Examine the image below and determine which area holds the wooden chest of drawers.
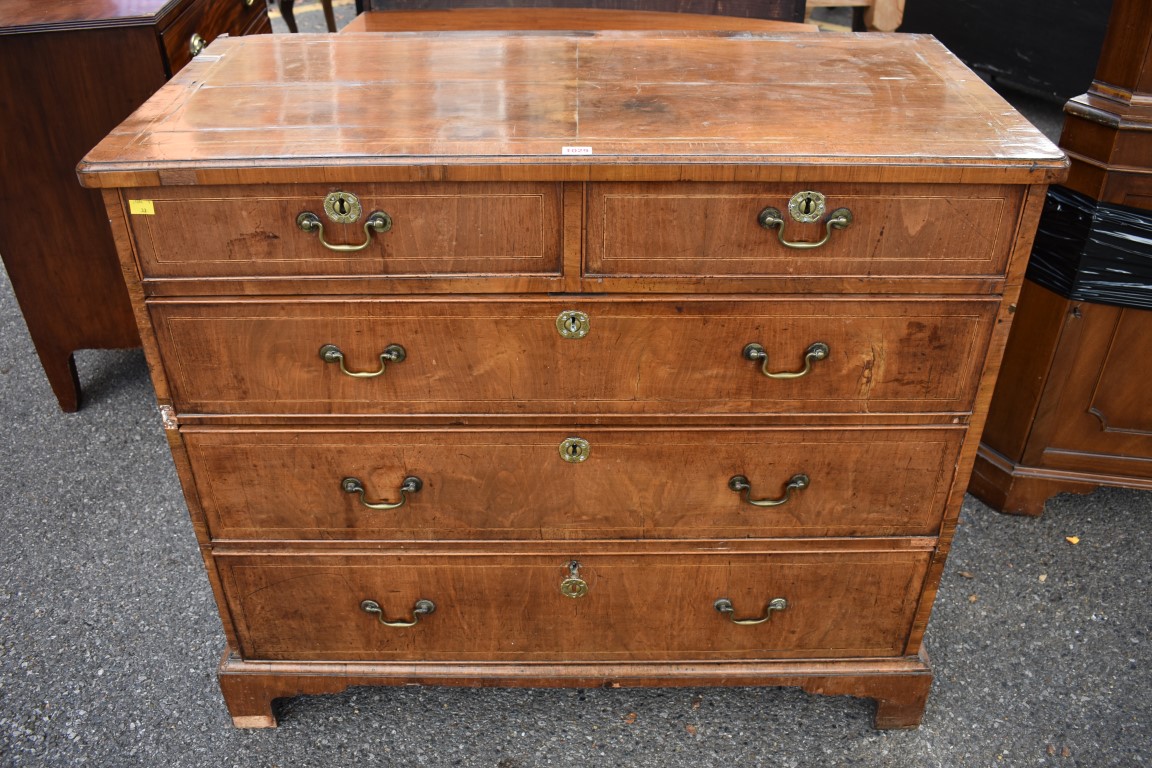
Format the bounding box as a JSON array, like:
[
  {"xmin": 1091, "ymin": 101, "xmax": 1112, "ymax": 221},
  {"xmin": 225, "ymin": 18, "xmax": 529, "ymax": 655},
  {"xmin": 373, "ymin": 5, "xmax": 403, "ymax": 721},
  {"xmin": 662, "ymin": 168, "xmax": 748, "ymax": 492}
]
[
  {"xmin": 79, "ymin": 32, "xmax": 1065, "ymax": 729},
  {"xmin": 0, "ymin": 0, "xmax": 269, "ymax": 412}
]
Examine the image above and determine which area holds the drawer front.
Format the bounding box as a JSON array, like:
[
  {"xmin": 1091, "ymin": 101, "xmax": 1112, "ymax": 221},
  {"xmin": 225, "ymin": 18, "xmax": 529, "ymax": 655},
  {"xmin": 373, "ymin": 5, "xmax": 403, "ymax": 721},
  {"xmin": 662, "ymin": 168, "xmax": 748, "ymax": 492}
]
[
  {"xmin": 150, "ymin": 297, "xmax": 997, "ymax": 415},
  {"xmin": 186, "ymin": 427, "xmax": 963, "ymax": 540},
  {"xmin": 127, "ymin": 183, "xmax": 563, "ymax": 279},
  {"xmin": 586, "ymin": 183, "xmax": 1022, "ymax": 279},
  {"xmin": 217, "ymin": 551, "xmax": 931, "ymax": 662},
  {"xmin": 162, "ymin": 0, "xmax": 266, "ymax": 74}
]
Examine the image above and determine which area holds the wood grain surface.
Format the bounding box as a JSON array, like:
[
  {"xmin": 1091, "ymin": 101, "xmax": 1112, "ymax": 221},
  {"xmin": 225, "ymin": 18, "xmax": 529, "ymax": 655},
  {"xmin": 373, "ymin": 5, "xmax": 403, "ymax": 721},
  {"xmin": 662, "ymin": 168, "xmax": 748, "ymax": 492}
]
[
  {"xmin": 78, "ymin": 33, "xmax": 1065, "ymax": 188},
  {"xmin": 184, "ymin": 425, "xmax": 964, "ymax": 540},
  {"xmin": 127, "ymin": 182, "xmax": 564, "ymax": 278},
  {"xmin": 87, "ymin": 30, "xmax": 1062, "ymax": 729},
  {"xmin": 215, "ymin": 549, "xmax": 931, "ymax": 661},
  {"xmin": 586, "ymin": 182, "xmax": 1023, "ymax": 278},
  {"xmin": 0, "ymin": 0, "xmax": 183, "ymax": 32},
  {"xmin": 147, "ymin": 296, "xmax": 997, "ymax": 416}
]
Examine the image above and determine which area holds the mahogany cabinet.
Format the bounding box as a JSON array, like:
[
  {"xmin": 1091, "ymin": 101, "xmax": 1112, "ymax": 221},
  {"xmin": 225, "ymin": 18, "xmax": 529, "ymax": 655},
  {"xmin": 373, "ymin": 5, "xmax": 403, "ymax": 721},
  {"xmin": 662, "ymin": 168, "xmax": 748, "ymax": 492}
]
[
  {"xmin": 0, "ymin": 0, "xmax": 269, "ymax": 412},
  {"xmin": 79, "ymin": 32, "xmax": 1064, "ymax": 728},
  {"xmin": 969, "ymin": 0, "xmax": 1152, "ymax": 516}
]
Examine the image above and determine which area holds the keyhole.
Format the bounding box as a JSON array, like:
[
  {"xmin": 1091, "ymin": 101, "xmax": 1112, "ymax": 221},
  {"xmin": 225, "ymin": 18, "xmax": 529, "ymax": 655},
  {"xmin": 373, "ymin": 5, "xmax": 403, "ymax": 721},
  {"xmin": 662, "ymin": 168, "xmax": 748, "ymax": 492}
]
[
  {"xmin": 787, "ymin": 190, "xmax": 826, "ymax": 223},
  {"xmin": 559, "ymin": 437, "xmax": 590, "ymax": 462},
  {"xmin": 556, "ymin": 310, "xmax": 589, "ymax": 339},
  {"xmin": 336, "ymin": 197, "xmax": 348, "ymax": 215}
]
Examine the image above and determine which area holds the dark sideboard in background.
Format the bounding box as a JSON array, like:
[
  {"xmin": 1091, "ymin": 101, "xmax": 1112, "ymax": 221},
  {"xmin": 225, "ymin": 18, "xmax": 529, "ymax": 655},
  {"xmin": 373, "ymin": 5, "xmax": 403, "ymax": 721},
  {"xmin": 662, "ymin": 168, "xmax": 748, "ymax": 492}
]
[
  {"xmin": 0, "ymin": 0, "xmax": 270, "ymax": 412},
  {"xmin": 970, "ymin": 0, "xmax": 1152, "ymax": 515}
]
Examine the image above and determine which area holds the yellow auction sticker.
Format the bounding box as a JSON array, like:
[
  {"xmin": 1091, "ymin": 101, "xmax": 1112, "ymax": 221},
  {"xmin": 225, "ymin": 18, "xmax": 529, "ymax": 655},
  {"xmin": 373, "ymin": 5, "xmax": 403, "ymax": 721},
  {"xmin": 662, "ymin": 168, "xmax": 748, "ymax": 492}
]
[{"xmin": 128, "ymin": 200, "xmax": 155, "ymax": 215}]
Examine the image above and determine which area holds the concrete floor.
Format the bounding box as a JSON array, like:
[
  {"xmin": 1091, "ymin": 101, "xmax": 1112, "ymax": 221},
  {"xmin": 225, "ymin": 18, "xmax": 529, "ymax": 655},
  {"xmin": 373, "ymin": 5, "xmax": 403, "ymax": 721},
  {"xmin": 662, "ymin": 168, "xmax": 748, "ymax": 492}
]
[{"xmin": 1, "ymin": 6, "xmax": 1147, "ymax": 767}]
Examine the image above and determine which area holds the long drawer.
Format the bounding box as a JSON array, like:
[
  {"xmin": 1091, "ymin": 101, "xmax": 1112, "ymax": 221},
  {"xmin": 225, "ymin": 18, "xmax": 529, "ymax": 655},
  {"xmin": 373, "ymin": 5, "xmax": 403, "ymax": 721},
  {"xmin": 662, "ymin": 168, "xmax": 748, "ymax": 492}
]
[
  {"xmin": 185, "ymin": 426, "xmax": 964, "ymax": 540},
  {"xmin": 215, "ymin": 550, "xmax": 932, "ymax": 662},
  {"xmin": 150, "ymin": 297, "xmax": 997, "ymax": 415}
]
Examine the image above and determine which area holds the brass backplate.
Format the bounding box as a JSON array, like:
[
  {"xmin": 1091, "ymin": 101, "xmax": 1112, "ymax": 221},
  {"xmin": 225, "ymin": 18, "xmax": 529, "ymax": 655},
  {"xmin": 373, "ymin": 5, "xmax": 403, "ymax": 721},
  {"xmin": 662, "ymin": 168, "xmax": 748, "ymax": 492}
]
[
  {"xmin": 560, "ymin": 577, "xmax": 589, "ymax": 598},
  {"xmin": 559, "ymin": 437, "xmax": 590, "ymax": 463},
  {"xmin": 323, "ymin": 191, "xmax": 363, "ymax": 224},
  {"xmin": 560, "ymin": 561, "xmax": 589, "ymax": 598},
  {"xmin": 555, "ymin": 310, "xmax": 590, "ymax": 339},
  {"xmin": 787, "ymin": 191, "xmax": 826, "ymax": 223}
]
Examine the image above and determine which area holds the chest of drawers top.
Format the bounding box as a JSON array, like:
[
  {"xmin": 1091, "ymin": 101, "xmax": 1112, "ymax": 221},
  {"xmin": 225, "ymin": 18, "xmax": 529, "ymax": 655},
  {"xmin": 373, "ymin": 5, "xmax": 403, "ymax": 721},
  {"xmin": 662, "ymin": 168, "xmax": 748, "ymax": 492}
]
[{"xmin": 79, "ymin": 31, "xmax": 1064, "ymax": 188}]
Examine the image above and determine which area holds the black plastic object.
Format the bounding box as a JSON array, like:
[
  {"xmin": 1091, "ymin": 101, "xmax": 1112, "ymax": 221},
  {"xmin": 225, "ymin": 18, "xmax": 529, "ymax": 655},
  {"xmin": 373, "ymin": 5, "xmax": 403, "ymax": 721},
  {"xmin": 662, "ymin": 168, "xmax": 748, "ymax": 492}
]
[
  {"xmin": 1026, "ymin": 185, "xmax": 1152, "ymax": 310},
  {"xmin": 900, "ymin": 0, "xmax": 1108, "ymax": 102}
]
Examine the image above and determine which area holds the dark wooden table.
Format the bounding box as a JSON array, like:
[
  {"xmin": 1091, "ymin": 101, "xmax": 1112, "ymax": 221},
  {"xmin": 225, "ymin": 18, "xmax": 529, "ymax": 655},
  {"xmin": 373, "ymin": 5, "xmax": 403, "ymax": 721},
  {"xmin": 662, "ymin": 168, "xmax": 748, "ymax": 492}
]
[{"xmin": 344, "ymin": 7, "xmax": 814, "ymax": 32}]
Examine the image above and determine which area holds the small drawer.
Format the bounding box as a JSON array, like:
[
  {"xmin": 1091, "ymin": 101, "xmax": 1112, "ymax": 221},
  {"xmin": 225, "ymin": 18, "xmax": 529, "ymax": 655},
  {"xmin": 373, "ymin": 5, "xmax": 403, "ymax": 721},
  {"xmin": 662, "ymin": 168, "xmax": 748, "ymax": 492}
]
[
  {"xmin": 586, "ymin": 182, "xmax": 1023, "ymax": 279},
  {"xmin": 216, "ymin": 549, "xmax": 932, "ymax": 662},
  {"xmin": 125, "ymin": 183, "xmax": 563, "ymax": 279},
  {"xmin": 185, "ymin": 426, "xmax": 964, "ymax": 540},
  {"xmin": 161, "ymin": 0, "xmax": 266, "ymax": 74},
  {"xmin": 149, "ymin": 296, "xmax": 997, "ymax": 416}
]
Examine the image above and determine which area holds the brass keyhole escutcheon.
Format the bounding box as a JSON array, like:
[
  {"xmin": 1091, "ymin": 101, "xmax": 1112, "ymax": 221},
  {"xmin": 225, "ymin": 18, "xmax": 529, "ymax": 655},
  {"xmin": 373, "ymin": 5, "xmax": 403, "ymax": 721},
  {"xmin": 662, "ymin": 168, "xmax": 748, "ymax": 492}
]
[
  {"xmin": 559, "ymin": 437, "xmax": 590, "ymax": 463},
  {"xmin": 787, "ymin": 191, "xmax": 826, "ymax": 223},
  {"xmin": 560, "ymin": 561, "xmax": 589, "ymax": 599},
  {"xmin": 323, "ymin": 191, "xmax": 363, "ymax": 224},
  {"xmin": 555, "ymin": 310, "xmax": 590, "ymax": 339}
]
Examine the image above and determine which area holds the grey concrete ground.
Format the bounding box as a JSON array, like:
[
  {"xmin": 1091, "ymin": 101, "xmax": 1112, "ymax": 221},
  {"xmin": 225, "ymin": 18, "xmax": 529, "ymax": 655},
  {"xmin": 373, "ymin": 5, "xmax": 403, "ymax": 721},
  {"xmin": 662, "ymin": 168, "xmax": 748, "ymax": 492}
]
[{"xmin": 2, "ymin": 4, "xmax": 1148, "ymax": 766}]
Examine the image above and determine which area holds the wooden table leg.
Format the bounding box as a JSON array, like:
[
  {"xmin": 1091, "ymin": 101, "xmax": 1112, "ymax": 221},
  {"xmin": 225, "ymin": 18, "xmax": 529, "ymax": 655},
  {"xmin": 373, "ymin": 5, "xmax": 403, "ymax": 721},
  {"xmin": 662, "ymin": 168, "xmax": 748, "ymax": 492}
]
[
  {"xmin": 37, "ymin": 345, "xmax": 82, "ymax": 413},
  {"xmin": 278, "ymin": 0, "xmax": 298, "ymax": 32},
  {"xmin": 865, "ymin": 0, "xmax": 905, "ymax": 31}
]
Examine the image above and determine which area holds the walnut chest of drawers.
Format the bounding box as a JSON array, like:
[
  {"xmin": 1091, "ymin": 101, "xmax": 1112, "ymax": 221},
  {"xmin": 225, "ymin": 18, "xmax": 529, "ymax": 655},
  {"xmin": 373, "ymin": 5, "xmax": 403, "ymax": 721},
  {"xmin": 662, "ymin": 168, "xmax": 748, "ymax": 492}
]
[{"xmin": 79, "ymin": 31, "xmax": 1066, "ymax": 729}]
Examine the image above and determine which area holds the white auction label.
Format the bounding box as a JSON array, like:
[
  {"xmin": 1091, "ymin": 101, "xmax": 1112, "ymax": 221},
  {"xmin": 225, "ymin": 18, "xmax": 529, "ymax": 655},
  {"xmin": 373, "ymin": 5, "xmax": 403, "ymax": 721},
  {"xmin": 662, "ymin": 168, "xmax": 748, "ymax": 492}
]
[{"xmin": 562, "ymin": 146, "xmax": 594, "ymax": 155}]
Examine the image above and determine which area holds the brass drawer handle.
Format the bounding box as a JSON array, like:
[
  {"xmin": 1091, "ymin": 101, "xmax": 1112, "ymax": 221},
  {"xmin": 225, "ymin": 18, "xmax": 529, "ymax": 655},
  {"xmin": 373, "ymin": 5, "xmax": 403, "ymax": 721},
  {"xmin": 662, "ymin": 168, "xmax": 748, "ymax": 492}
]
[
  {"xmin": 320, "ymin": 343, "xmax": 406, "ymax": 378},
  {"xmin": 296, "ymin": 210, "xmax": 392, "ymax": 252},
  {"xmin": 343, "ymin": 476, "xmax": 422, "ymax": 510},
  {"xmin": 758, "ymin": 206, "xmax": 852, "ymax": 249},
  {"xmin": 189, "ymin": 33, "xmax": 207, "ymax": 58},
  {"xmin": 714, "ymin": 597, "xmax": 788, "ymax": 625},
  {"xmin": 743, "ymin": 341, "xmax": 829, "ymax": 379},
  {"xmin": 728, "ymin": 473, "xmax": 809, "ymax": 507},
  {"xmin": 360, "ymin": 598, "xmax": 435, "ymax": 627}
]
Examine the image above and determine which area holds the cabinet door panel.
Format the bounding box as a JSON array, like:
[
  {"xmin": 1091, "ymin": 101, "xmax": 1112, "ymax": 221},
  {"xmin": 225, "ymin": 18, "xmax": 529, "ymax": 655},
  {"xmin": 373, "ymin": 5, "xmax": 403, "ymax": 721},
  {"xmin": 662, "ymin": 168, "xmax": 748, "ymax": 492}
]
[{"xmin": 1042, "ymin": 304, "xmax": 1152, "ymax": 474}]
